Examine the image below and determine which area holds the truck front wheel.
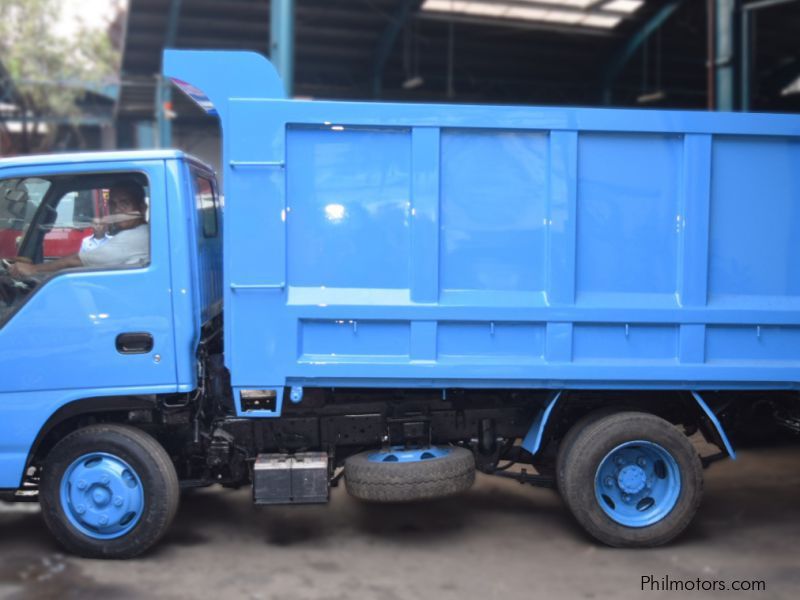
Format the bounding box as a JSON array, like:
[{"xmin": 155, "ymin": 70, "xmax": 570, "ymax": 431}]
[
  {"xmin": 559, "ymin": 411, "xmax": 703, "ymax": 547},
  {"xmin": 39, "ymin": 424, "xmax": 179, "ymax": 559}
]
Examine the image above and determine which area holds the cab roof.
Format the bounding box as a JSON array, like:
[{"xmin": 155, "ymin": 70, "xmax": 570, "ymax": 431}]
[{"xmin": 0, "ymin": 149, "xmax": 213, "ymax": 173}]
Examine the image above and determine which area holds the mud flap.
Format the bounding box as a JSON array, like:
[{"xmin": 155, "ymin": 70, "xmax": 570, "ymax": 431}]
[
  {"xmin": 690, "ymin": 391, "xmax": 736, "ymax": 459},
  {"xmin": 520, "ymin": 391, "xmax": 562, "ymax": 456}
]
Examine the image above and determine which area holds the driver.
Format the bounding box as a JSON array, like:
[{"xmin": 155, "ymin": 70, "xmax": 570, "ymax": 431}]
[{"xmin": 8, "ymin": 181, "xmax": 148, "ymax": 278}]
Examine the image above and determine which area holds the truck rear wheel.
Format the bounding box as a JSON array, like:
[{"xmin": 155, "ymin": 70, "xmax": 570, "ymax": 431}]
[
  {"xmin": 556, "ymin": 408, "xmax": 618, "ymax": 497},
  {"xmin": 39, "ymin": 424, "xmax": 179, "ymax": 559},
  {"xmin": 559, "ymin": 412, "xmax": 703, "ymax": 547},
  {"xmin": 345, "ymin": 446, "xmax": 475, "ymax": 502}
]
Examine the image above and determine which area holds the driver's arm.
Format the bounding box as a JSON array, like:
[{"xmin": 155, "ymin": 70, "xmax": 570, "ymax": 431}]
[{"xmin": 9, "ymin": 254, "xmax": 82, "ymax": 277}]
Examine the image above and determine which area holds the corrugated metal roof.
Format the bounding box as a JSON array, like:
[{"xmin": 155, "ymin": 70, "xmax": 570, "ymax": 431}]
[{"xmin": 118, "ymin": 0, "xmax": 800, "ymax": 120}]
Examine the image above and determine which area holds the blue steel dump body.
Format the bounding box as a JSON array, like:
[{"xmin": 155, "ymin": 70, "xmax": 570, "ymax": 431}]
[{"xmin": 164, "ymin": 51, "xmax": 800, "ymax": 416}]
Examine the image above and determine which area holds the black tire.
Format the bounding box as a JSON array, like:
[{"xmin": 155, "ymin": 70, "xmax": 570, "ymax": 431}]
[
  {"xmin": 559, "ymin": 412, "xmax": 703, "ymax": 548},
  {"xmin": 39, "ymin": 424, "xmax": 180, "ymax": 559},
  {"xmin": 556, "ymin": 408, "xmax": 618, "ymax": 497},
  {"xmin": 345, "ymin": 446, "xmax": 475, "ymax": 502}
]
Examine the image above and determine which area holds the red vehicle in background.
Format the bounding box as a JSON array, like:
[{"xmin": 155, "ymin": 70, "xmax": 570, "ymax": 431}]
[
  {"xmin": 0, "ymin": 226, "xmax": 19, "ymax": 259},
  {"xmin": 0, "ymin": 182, "xmax": 108, "ymax": 260}
]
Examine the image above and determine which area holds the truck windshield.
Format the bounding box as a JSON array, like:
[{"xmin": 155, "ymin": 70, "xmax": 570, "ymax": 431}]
[{"xmin": 0, "ymin": 177, "xmax": 51, "ymax": 261}]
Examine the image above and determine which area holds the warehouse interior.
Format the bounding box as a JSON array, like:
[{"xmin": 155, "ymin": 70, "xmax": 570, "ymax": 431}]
[
  {"xmin": 116, "ymin": 0, "xmax": 800, "ymax": 175},
  {"xmin": 2, "ymin": 1, "xmax": 800, "ymax": 598}
]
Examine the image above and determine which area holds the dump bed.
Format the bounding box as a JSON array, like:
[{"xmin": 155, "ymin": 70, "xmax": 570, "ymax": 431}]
[{"xmin": 165, "ymin": 51, "xmax": 800, "ymax": 413}]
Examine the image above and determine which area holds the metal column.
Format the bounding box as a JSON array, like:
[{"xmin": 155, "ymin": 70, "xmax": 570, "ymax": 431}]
[
  {"xmin": 156, "ymin": 0, "xmax": 182, "ymax": 148},
  {"xmin": 740, "ymin": 5, "xmax": 753, "ymax": 110},
  {"xmin": 135, "ymin": 121, "xmax": 155, "ymax": 149},
  {"xmin": 714, "ymin": 0, "xmax": 736, "ymax": 111},
  {"xmin": 270, "ymin": 0, "xmax": 295, "ymax": 97}
]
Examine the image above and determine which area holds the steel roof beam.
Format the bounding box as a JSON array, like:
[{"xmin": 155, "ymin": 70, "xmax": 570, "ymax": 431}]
[
  {"xmin": 372, "ymin": 0, "xmax": 424, "ymax": 98},
  {"xmin": 601, "ymin": 0, "xmax": 684, "ymax": 105},
  {"xmin": 419, "ymin": 12, "xmax": 620, "ymax": 37}
]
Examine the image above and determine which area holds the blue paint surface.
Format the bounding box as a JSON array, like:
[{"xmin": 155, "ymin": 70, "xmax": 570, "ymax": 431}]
[
  {"xmin": 159, "ymin": 50, "xmax": 800, "ymax": 420},
  {"xmin": 594, "ymin": 440, "xmax": 682, "ymax": 528},
  {"xmin": 691, "ymin": 391, "xmax": 736, "ymax": 459},
  {"xmin": 60, "ymin": 452, "xmax": 144, "ymax": 540},
  {"xmin": 367, "ymin": 446, "xmax": 452, "ymax": 463},
  {"xmin": 521, "ymin": 392, "xmax": 561, "ymax": 455},
  {"xmin": 0, "ymin": 48, "xmax": 795, "ymax": 491}
]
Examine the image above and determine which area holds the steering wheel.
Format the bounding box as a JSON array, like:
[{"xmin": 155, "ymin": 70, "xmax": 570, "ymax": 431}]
[
  {"xmin": 0, "ymin": 259, "xmax": 35, "ymax": 286},
  {"xmin": 1, "ymin": 258, "xmax": 33, "ymax": 278},
  {"xmin": 0, "ymin": 260, "xmax": 37, "ymax": 307}
]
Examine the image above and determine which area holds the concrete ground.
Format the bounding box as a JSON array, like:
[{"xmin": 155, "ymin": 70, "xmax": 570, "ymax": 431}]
[{"xmin": 1, "ymin": 444, "xmax": 799, "ymax": 600}]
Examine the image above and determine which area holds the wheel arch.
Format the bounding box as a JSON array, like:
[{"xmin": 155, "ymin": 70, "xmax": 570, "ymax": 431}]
[
  {"xmin": 22, "ymin": 395, "xmax": 159, "ymax": 485},
  {"xmin": 522, "ymin": 390, "xmax": 735, "ymax": 460}
]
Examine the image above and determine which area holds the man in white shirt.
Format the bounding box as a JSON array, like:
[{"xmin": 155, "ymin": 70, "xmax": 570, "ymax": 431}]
[
  {"xmin": 80, "ymin": 218, "xmax": 112, "ymax": 253},
  {"xmin": 9, "ymin": 181, "xmax": 149, "ymax": 277}
]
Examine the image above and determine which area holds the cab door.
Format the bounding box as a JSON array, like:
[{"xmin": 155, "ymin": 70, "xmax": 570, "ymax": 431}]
[{"xmin": 0, "ymin": 158, "xmax": 178, "ymax": 489}]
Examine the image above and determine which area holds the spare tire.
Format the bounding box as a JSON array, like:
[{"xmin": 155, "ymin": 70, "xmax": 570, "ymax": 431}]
[{"xmin": 345, "ymin": 446, "xmax": 475, "ymax": 502}]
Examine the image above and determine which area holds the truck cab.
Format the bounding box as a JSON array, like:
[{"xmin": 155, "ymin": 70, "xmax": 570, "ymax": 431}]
[{"xmin": 0, "ymin": 150, "xmax": 222, "ymax": 494}]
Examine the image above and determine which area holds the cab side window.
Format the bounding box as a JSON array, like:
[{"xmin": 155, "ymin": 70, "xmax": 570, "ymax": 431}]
[
  {"xmin": 1, "ymin": 174, "xmax": 153, "ymax": 326},
  {"xmin": 194, "ymin": 175, "xmax": 218, "ymax": 238},
  {"xmin": 23, "ymin": 174, "xmax": 150, "ymax": 269}
]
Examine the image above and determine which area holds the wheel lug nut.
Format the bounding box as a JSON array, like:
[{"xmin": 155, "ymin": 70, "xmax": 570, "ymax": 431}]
[
  {"xmin": 99, "ymin": 515, "xmax": 109, "ymax": 526},
  {"xmin": 605, "ymin": 477, "xmax": 614, "ymax": 487},
  {"xmin": 623, "ymin": 494, "xmax": 631, "ymax": 503},
  {"xmin": 76, "ymin": 480, "xmax": 88, "ymax": 491},
  {"xmin": 100, "ymin": 476, "xmax": 111, "ymax": 486},
  {"xmin": 615, "ymin": 457, "xmax": 625, "ymax": 466},
  {"xmin": 113, "ymin": 496, "xmax": 123, "ymax": 507},
  {"xmin": 637, "ymin": 458, "xmax": 647, "ymax": 467},
  {"xmin": 75, "ymin": 504, "xmax": 86, "ymax": 514}
]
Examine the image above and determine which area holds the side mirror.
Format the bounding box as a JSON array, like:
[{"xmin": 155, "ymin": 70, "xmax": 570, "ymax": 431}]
[{"xmin": 3, "ymin": 185, "xmax": 29, "ymax": 220}]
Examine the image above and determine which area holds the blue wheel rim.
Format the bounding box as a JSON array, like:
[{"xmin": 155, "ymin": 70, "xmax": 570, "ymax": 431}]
[
  {"xmin": 594, "ymin": 440, "xmax": 681, "ymax": 528},
  {"xmin": 367, "ymin": 446, "xmax": 452, "ymax": 463},
  {"xmin": 59, "ymin": 452, "xmax": 145, "ymax": 540}
]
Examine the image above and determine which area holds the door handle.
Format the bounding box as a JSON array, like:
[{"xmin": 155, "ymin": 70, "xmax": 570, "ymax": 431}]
[{"xmin": 116, "ymin": 332, "xmax": 154, "ymax": 354}]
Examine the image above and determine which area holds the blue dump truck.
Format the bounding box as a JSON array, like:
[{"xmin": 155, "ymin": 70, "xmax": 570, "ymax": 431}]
[{"xmin": 1, "ymin": 50, "xmax": 799, "ymax": 558}]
